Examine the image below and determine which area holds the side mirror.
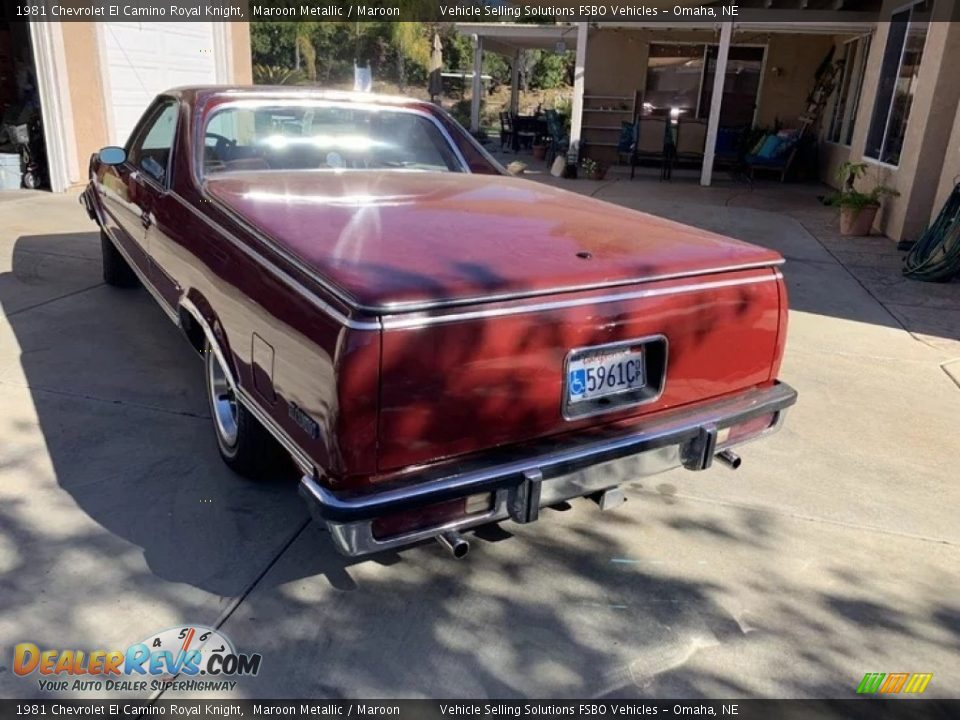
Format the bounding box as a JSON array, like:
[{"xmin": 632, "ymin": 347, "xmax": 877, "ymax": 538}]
[{"xmin": 98, "ymin": 146, "xmax": 126, "ymax": 166}]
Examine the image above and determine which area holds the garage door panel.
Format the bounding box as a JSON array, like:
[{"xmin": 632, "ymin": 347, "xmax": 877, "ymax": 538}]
[{"xmin": 101, "ymin": 22, "xmax": 218, "ymax": 145}]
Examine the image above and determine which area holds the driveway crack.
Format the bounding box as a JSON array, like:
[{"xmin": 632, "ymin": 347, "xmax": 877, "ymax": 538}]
[
  {"xmin": 0, "ymin": 379, "xmax": 210, "ymax": 419},
  {"xmin": 148, "ymin": 518, "xmax": 311, "ymax": 702},
  {"xmin": 5, "ymin": 283, "xmax": 105, "ymax": 318}
]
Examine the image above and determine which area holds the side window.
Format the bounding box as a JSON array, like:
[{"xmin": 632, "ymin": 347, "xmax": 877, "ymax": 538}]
[{"xmin": 128, "ymin": 102, "xmax": 178, "ymax": 185}]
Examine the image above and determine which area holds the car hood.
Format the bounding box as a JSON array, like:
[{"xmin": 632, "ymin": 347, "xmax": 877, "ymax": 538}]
[{"xmin": 203, "ymin": 170, "xmax": 783, "ymax": 310}]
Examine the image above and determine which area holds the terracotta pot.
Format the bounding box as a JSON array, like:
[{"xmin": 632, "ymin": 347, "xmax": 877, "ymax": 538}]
[
  {"xmin": 584, "ymin": 167, "xmax": 607, "ymax": 181},
  {"xmin": 531, "ymin": 144, "xmax": 547, "ymax": 160},
  {"xmin": 840, "ymin": 204, "xmax": 879, "ymax": 236}
]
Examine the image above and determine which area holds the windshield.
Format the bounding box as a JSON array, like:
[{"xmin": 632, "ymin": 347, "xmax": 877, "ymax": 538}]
[{"xmin": 201, "ymin": 102, "xmax": 463, "ymax": 176}]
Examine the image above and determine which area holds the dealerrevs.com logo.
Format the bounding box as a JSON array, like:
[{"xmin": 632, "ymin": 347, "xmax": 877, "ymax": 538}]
[{"xmin": 14, "ymin": 625, "xmax": 262, "ymax": 693}]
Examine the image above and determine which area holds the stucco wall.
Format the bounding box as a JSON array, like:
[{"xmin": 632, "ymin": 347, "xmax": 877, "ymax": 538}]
[
  {"xmin": 59, "ymin": 23, "xmax": 110, "ymax": 184},
  {"xmin": 755, "ymin": 34, "xmax": 836, "ymax": 128},
  {"xmin": 230, "ymin": 23, "xmax": 253, "ymax": 84},
  {"xmin": 932, "ymin": 105, "xmax": 960, "ymax": 219},
  {"xmin": 583, "ymin": 27, "xmax": 650, "ymax": 98},
  {"xmin": 820, "ymin": 0, "xmax": 960, "ymax": 241}
]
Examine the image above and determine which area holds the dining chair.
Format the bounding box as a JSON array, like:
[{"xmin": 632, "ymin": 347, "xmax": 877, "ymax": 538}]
[
  {"xmin": 632, "ymin": 117, "xmax": 669, "ymax": 180},
  {"xmin": 675, "ymin": 119, "xmax": 708, "ymax": 162},
  {"xmin": 499, "ymin": 112, "xmax": 514, "ymax": 151},
  {"xmin": 544, "ymin": 109, "xmax": 569, "ymax": 165}
]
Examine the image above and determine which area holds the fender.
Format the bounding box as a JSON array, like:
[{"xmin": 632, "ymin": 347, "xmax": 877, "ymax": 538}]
[
  {"xmin": 178, "ymin": 294, "xmax": 317, "ymax": 478},
  {"xmin": 178, "ymin": 294, "xmax": 237, "ymax": 390}
]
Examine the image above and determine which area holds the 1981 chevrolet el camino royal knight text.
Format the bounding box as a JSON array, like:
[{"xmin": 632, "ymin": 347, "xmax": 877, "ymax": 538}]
[{"xmin": 82, "ymin": 87, "xmax": 796, "ymax": 558}]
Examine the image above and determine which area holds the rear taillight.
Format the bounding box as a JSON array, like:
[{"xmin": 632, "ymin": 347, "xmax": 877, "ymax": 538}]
[
  {"xmin": 371, "ymin": 493, "xmax": 493, "ymax": 540},
  {"xmin": 717, "ymin": 412, "xmax": 777, "ymax": 448}
]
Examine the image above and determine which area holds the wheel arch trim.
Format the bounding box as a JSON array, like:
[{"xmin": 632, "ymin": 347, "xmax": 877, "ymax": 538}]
[
  {"xmin": 178, "ymin": 294, "xmax": 237, "ymax": 391},
  {"xmin": 178, "ymin": 294, "xmax": 318, "ymax": 478}
]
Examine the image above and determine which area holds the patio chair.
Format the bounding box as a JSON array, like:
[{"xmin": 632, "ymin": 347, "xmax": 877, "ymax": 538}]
[
  {"xmin": 617, "ymin": 121, "xmax": 639, "ymax": 166},
  {"xmin": 544, "ymin": 109, "xmax": 569, "ymax": 165},
  {"xmin": 674, "ymin": 119, "xmax": 707, "ymax": 164},
  {"xmin": 499, "ymin": 112, "xmax": 514, "ymax": 151},
  {"xmin": 631, "ymin": 117, "xmax": 669, "ymax": 180},
  {"xmin": 745, "ymin": 130, "xmax": 800, "ymax": 183},
  {"xmin": 714, "ymin": 127, "xmax": 742, "ymax": 165}
]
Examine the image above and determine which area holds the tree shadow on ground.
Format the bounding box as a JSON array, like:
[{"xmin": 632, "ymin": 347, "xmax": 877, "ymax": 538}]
[{"xmin": 1, "ymin": 227, "xmax": 957, "ymax": 700}]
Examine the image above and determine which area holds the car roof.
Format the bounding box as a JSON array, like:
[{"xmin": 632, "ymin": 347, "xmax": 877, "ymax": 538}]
[{"xmin": 163, "ymin": 86, "xmax": 428, "ymax": 109}]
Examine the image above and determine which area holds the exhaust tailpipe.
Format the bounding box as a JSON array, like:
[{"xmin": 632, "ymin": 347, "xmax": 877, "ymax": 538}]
[
  {"xmin": 716, "ymin": 450, "xmax": 742, "ymax": 469},
  {"xmin": 437, "ymin": 531, "xmax": 470, "ymax": 559}
]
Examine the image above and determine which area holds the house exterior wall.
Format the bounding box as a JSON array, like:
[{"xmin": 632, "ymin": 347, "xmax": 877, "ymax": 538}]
[
  {"xmin": 933, "ymin": 100, "xmax": 960, "ymax": 217},
  {"xmin": 579, "ymin": 5, "xmax": 960, "ymax": 243},
  {"xmin": 580, "ymin": 27, "xmax": 838, "ymax": 165},
  {"xmin": 59, "ymin": 23, "xmax": 108, "ymax": 183},
  {"xmin": 230, "ymin": 22, "xmax": 253, "ymax": 84},
  {"xmin": 820, "ymin": 0, "xmax": 960, "ymax": 242},
  {"xmin": 755, "ymin": 34, "xmax": 836, "ymax": 128},
  {"xmin": 54, "ymin": 22, "xmax": 252, "ymax": 189}
]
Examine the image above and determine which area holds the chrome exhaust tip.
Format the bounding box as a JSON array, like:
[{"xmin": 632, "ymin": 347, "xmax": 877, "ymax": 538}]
[
  {"xmin": 437, "ymin": 530, "xmax": 470, "ymax": 559},
  {"xmin": 716, "ymin": 450, "xmax": 742, "ymax": 469}
]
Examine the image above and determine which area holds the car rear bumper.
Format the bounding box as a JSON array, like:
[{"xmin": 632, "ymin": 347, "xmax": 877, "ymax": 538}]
[{"xmin": 299, "ymin": 381, "xmax": 797, "ymax": 557}]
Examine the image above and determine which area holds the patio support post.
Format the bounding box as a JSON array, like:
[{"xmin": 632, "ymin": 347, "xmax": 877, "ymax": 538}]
[
  {"xmin": 700, "ymin": 21, "xmax": 732, "ymax": 187},
  {"xmin": 510, "ymin": 49, "xmax": 521, "ymax": 116},
  {"xmin": 569, "ymin": 22, "xmax": 588, "ymax": 162},
  {"xmin": 471, "ymin": 34, "xmax": 483, "ymax": 133}
]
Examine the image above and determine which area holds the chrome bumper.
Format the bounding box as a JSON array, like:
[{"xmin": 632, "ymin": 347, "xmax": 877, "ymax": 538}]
[{"xmin": 299, "ymin": 381, "xmax": 797, "ymax": 556}]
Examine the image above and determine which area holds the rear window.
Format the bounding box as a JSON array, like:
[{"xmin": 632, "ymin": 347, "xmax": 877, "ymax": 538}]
[{"xmin": 202, "ymin": 103, "xmax": 463, "ymax": 176}]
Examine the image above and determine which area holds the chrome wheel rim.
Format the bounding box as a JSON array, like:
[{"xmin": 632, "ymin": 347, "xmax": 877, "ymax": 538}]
[{"xmin": 208, "ymin": 350, "xmax": 239, "ymax": 448}]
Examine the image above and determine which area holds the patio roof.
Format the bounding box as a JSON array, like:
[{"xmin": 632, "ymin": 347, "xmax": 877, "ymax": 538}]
[
  {"xmin": 458, "ymin": 17, "xmax": 874, "ymax": 45},
  {"xmin": 455, "ymin": 17, "xmax": 879, "ymax": 185},
  {"xmin": 453, "ymin": 23, "xmax": 581, "ymax": 55}
]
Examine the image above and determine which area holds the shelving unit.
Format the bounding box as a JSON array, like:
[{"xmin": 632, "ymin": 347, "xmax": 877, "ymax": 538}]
[{"xmin": 581, "ymin": 92, "xmax": 640, "ymax": 154}]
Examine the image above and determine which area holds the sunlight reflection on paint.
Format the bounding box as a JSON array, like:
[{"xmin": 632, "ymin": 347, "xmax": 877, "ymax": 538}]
[
  {"xmin": 260, "ymin": 134, "xmax": 386, "ymax": 151},
  {"xmin": 242, "ymin": 190, "xmax": 416, "ymax": 208}
]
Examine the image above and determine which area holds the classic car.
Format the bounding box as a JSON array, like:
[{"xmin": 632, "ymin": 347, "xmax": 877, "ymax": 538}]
[{"xmin": 82, "ymin": 87, "xmax": 796, "ymax": 559}]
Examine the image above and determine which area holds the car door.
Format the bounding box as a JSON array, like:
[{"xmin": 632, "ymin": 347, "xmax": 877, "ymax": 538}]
[
  {"xmin": 96, "ymin": 108, "xmax": 173, "ymax": 280},
  {"xmin": 123, "ymin": 100, "xmax": 182, "ymax": 306}
]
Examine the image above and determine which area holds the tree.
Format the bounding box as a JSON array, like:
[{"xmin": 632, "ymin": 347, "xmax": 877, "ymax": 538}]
[
  {"xmin": 289, "ymin": 22, "xmax": 319, "ymax": 82},
  {"xmin": 389, "ymin": 22, "xmax": 431, "ymax": 91}
]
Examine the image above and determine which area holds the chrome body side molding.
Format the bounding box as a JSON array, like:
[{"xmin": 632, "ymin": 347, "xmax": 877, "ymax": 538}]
[{"xmin": 382, "ymin": 273, "xmax": 784, "ymax": 330}]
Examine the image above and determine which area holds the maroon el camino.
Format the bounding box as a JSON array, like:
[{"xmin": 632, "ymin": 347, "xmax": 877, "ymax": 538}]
[{"xmin": 82, "ymin": 87, "xmax": 796, "ymax": 558}]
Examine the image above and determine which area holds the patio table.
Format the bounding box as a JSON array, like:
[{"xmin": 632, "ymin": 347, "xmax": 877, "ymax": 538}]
[{"xmin": 511, "ymin": 114, "xmax": 548, "ymax": 152}]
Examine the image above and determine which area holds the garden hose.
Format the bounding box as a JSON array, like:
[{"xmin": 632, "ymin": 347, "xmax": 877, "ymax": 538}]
[{"xmin": 903, "ymin": 182, "xmax": 960, "ymax": 282}]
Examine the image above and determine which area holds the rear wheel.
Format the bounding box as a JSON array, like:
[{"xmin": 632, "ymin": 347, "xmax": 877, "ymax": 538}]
[
  {"xmin": 204, "ymin": 340, "xmax": 287, "ymax": 479},
  {"xmin": 100, "ymin": 230, "xmax": 139, "ymax": 287}
]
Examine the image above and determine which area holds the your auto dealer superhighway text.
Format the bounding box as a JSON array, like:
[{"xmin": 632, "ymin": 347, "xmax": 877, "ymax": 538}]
[{"xmin": 37, "ymin": 4, "xmax": 244, "ymax": 18}]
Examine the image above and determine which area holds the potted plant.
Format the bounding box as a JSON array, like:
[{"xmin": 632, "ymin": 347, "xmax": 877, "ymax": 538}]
[
  {"xmin": 531, "ymin": 135, "xmax": 547, "ymax": 160},
  {"xmin": 580, "ymin": 157, "xmax": 607, "ymax": 181},
  {"xmin": 826, "ymin": 161, "xmax": 899, "ymax": 236}
]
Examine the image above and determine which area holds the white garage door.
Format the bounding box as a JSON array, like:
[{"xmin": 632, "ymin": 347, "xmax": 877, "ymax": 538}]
[{"xmin": 100, "ymin": 23, "xmax": 223, "ymax": 146}]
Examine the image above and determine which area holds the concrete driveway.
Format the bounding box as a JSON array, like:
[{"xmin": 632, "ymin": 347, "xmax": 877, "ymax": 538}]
[{"xmin": 0, "ymin": 184, "xmax": 958, "ymax": 700}]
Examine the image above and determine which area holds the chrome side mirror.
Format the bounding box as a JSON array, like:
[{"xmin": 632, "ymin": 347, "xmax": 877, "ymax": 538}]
[{"xmin": 98, "ymin": 146, "xmax": 126, "ymax": 166}]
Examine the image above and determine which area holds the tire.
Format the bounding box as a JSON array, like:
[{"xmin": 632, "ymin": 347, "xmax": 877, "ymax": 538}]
[
  {"xmin": 100, "ymin": 230, "xmax": 139, "ymax": 287},
  {"xmin": 204, "ymin": 339, "xmax": 288, "ymax": 479}
]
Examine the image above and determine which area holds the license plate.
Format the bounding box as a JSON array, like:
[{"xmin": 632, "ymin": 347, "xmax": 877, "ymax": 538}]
[{"xmin": 567, "ymin": 347, "xmax": 646, "ymax": 404}]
